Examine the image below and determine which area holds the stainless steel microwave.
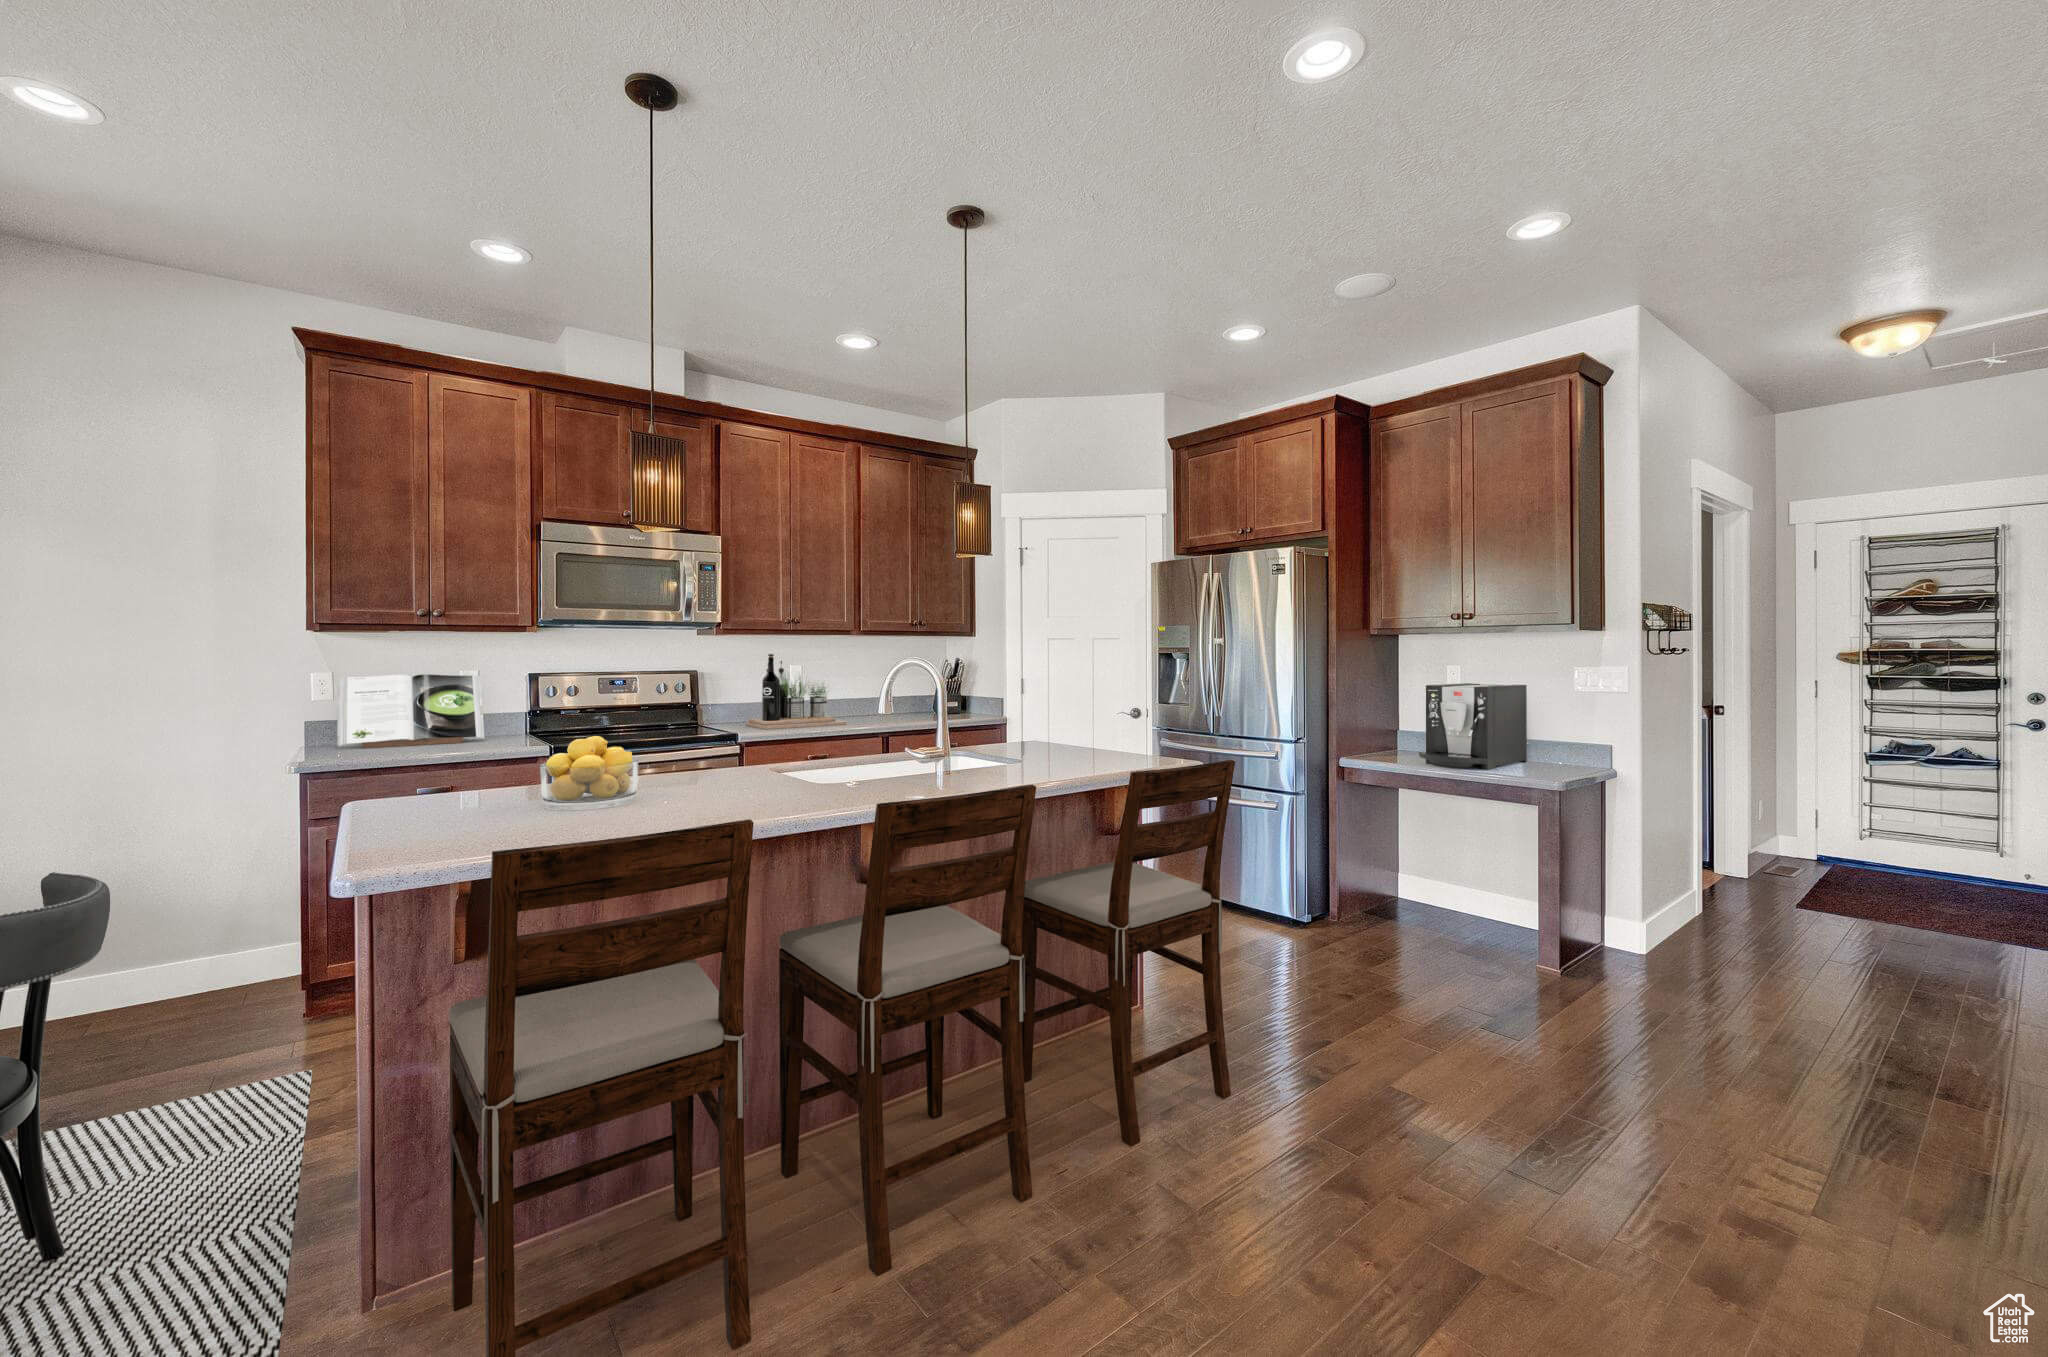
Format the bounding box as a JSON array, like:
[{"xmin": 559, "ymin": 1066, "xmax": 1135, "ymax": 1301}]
[{"xmin": 537, "ymin": 522, "xmax": 722, "ymax": 627}]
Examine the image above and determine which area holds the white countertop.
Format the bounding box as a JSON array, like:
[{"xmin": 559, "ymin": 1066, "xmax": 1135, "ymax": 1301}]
[{"xmin": 330, "ymin": 740, "xmax": 1187, "ymax": 897}]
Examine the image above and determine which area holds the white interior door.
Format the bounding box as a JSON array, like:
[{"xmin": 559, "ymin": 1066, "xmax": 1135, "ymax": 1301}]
[
  {"xmin": 1815, "ymin": 504, "xmax": 2048, "ymax": 885},
  {"xmin": 1019, "ymin": 515, "xmax": 1152, "ymax": 753}
]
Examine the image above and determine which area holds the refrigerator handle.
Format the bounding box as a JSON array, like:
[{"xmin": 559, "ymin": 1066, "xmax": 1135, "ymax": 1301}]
[{"xmin": 1205, "ymin": 570, "xmax": 1224, "ymax": 728}]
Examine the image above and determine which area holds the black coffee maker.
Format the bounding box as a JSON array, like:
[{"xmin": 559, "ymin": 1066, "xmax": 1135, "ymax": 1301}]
[{"xmin": 1424, "ymin": 684, "xmax": 1527, "ymax": 769}]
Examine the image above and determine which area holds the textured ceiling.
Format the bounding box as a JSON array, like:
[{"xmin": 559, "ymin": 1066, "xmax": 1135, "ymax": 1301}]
[{"xmin": 3, "ymin": 1, "xmax": 2045, "ymax": 417}]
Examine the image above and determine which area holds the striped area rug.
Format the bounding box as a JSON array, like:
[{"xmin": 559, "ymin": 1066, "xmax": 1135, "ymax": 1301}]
[{"xmin": 0, "ymin": 1071, "xmax": 311, "ymax": 1355}]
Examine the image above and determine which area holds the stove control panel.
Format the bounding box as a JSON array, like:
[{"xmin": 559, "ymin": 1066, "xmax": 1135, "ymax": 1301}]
[{"xmin": 531, "ymin": 670, "xmax": 698, "ymax": 711}]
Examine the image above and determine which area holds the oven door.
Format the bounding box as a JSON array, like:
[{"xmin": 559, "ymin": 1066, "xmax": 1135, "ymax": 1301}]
[{"xmin": 539, "ymin": 538, "xmax": 706, "ymax": 626}]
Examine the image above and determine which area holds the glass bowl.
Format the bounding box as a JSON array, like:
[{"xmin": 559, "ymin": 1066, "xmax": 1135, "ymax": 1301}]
[{"xmin": 539, "ymin": 746, "xmax": 638, "ymax": 806}]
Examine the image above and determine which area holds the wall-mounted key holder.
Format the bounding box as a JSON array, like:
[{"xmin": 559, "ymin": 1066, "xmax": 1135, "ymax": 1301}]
[{"xmin": 1642, "ymin": 603, "xmax": 1692, "ymax": 656}]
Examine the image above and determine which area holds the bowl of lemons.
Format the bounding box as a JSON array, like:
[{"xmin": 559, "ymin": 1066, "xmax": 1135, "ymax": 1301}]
[{"xmin": 539, "ymin": 737, "xmax": 637, "ymax": 805}]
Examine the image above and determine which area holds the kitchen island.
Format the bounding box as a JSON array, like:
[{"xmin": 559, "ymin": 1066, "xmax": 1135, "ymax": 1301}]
[{"xmin": 332, "ymin": 740, "xmax": 1189, "ymax": 1307}]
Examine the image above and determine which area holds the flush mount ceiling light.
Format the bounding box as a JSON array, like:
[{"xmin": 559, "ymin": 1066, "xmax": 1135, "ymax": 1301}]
[
  {"xmin": 1506, "ymin": 210, "xmax": 1571, "ymax": 241},
  {"xmin": 835, "ymin": 332, "xmax": 879, "ymax": 350},
  {"xmin": 1283, "ymin": 28, "xmax": 1365, "ymax": 83},
  {"xmin": 3, "ymin": 78, "xmax": 103, "ymax": 123},
  {"xmin": 1224, "ymin": 324, "xmax": 1267, "ymax": 342},
  {"xmin": 469, "ymin": 238, "xmax": 530, "ymax": 264},
  {"xmin": 1839, "ymin": 309, "xmax": 1947, "ymax": 358},
  {"xmin": 1334, "ymin": 271, "xmax": 1396, "ymax": 300}
]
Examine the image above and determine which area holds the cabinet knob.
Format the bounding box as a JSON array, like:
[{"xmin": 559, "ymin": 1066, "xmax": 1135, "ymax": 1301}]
[
  {"xmin": 415, "ymin": 609, "xmax": 428, "ymax": 617},
  {"xmin": 431, "ymin": 609, "xmax": 445, "ymax": 617}
]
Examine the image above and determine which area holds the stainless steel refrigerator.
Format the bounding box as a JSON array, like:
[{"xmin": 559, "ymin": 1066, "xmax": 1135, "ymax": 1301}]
[{"xmin": 1153, "ymin": 547, "xmax": 1327, "ymax": 922}]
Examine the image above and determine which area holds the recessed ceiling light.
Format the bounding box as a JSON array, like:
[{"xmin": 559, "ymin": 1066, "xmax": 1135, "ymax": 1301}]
[
  {"xmin": 1335, "ymin": 272, "xmax": 1396, "ymax": 300},
  {"xmin": 1506, "ymin": 211, "xmax": 1571, "ymax": 241},
  {"xmin": 3, "ymin": 78, "xmax": 104, "ymax": 124},
  {"xmin": 835, "ymin": 332, "xmax": 879, "ymax": 350},
  {"xmin": 1839, "ymin": 309, "xmax": 1946, "ymax": 358},
  {"xmin": 1284, "ymin": 29, "xmax": 1365, "ymax": 83},
  {"xmin": 469, "ymin": 238, "xmax": 530, "ymax": 264},
  {"xmin": 1224, "ymin": 324, "xmax": 1266, "ymax": 343}
]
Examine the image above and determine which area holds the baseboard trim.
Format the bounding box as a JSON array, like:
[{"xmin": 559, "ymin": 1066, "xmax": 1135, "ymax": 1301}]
[
  {"xmin": 1601, "ymin": 886, "xmax": 1700, "ymax": 955},
  {"xmin": 1395, "ymin": 873, "xmax": 1538, "ymax": 930},
  {"xmin": 0, "ymin": 942, "xmax": 300, "ymax": 1028},
  {"xmin": 1754, "ymin": 835, "xmax": 1796, "ymax": 859}
]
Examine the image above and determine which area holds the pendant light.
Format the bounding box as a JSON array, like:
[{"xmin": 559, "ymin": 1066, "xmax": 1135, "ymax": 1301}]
[
  {"xmin": 624, "ymin": 72, "xmax": 687, "ymax": 529},
  {"xmin": 948, "ymin": 204, "xmax": 993, "ymax": 557}
]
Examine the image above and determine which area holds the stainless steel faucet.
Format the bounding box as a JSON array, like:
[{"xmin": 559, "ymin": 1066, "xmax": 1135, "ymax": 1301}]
[{"xmin": 879, "ymin": 657, "xmax": 951, "ymax": 760}]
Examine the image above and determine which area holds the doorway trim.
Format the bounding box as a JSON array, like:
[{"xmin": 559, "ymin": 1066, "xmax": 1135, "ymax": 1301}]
[
  {"xmin": 1000, "ymin": 488, "xmax": 1169, "ymax": 740},
  {"xmin": 1692, "ymin": 460, "xmax": 1755, "ymax": 881},
  {"xmin": 1789, "ymin": 473, "xmax": 2048, "ymax": 860}
]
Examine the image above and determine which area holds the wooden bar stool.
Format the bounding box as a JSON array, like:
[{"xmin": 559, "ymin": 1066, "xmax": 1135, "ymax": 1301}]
[
  {"xmin": 448, "ymin": 822, "xmax": 755, "ymax": 1353},
  {"xmin": 1021, "ymin": 761, "xmax": 1233, "ymax": 1145},
  {"xmin": 777, "ymin": 784, "xmax": 1037, "ymax": 1275}
]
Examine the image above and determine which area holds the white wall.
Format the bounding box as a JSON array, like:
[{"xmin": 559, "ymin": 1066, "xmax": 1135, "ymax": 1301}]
[
  {"xmin": 1771, "ymin": 366, "xmax": 2048, "ymax": 836},
  {"xmin": 1637, "ymin": 311, "xmax": 1779, "ymax": 910},
  {"xmin": 0, "ymin": 234, "xmax": 978, "ymax": 1017}
]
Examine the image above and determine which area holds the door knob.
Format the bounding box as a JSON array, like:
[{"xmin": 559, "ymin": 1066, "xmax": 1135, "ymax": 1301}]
[
  {"xmin": 2010, "ymin": 719, "xmax": 2046, "ymax": 733},
  {"xmin": 1120, "ymin": 707, "xmax": 1142, "ymax": 718}
]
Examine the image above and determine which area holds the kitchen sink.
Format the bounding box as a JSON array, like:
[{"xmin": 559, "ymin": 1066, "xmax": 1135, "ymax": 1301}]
[{"xmin": 780, "ymin": 752, "xmax": 1016, "ymax": 783}]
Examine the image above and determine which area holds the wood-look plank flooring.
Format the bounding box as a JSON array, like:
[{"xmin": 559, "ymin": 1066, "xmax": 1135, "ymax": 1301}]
[{"xmin": 18, "ymin": 858, "xmax": 2048, "ymax": 1355}]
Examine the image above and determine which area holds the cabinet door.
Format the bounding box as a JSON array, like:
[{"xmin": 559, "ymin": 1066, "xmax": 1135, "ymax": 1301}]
[
  {"xmin": 859, "ymin": 448, "xmax": 917, "ymax": 631},
  {"xmin": 789, "ymin": 435, "xmax": 860, "ymax": 631},
  {"xmin": 912, "ymin": 456, "xmax": 974, "ymax": 634},
  {"xmin": 1175, "ymin": 436, "xmax": 1245, "ymax": 552},
  {"xmin": 428, "ymin": 374, "xmax": 533, "ymax": 628},
  {"xmin": 538, "ymin": 392, "xmax": 632, "ymax": 526},
  {"xmin": 651, "ymin": 414, "xmax": 718, "ymax": 534},
  {"xmin": 1369, "ymin": 406, "xmax": 1466, "ymax": 632},
  {"xmin": 1463, "ymin": 381, "xmax": 1577, "ymax": 627},
  {"xmin": 308, "ymin": 356, "xmax": 430, "ymax": 627},
  {"xmin": 1242, "ymin": 417, "xmax": 1324, "ymax": 544},
  {"xmin": 717, "ymin": 422, "xmax": 794, "ymax": 630},
  {"xmin": 740, "ymin": 734, "xmax": 889, "ymax": 765},
  {"xmin": 300, "ymin": 819, "xmax": 353, "ymax": 987}
]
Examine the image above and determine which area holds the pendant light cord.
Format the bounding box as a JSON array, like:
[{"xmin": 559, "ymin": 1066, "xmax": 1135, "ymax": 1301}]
[
  {"xmin": 960, "ymin": 221, "xmax": 970, "ymax": 448},
  {"xmin": 646, "ymin": 101, "xmax": 656, "ymax": 432}
]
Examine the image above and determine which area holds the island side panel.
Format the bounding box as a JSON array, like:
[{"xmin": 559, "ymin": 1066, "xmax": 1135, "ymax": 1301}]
[{"xmin": 356, "ymin": 785, "xmax": 1128, "ymax": 1306}]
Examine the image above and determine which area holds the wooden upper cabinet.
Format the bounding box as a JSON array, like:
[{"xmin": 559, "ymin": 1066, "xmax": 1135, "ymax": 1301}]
[
  {"xmin": 538, "ymin": 392, "xmax": 632, "ymax": 526},
  {"xmin": 717, "ymin": 422, "xmax": 792, "ymax": 630},
  {"xmin": 1241, "ymin": 418, "xmax": 1324, "ymax": 542},
  {"xmin": 309, "ymin": 356, "xmax": 430, "ymax": 627},
  {"xmin": 1367, "ymin": 355, "xmax": 1608, "ymax": 633},
  {"xmin": 428, "ymin": 375, "xmax": 532, "ymax": 628},
  {"xmin": 859, "ymin": 448, "xmax": 916, "ymax": 631},
  {"xmin": 1175, "ymin": 436, "xmax": 1246, "ymax": 552},
  {"xmin": 788, "ymin": 435, "xmax": 860, "ymax": 632},
  {"xmin": 911, "ymin": 456, "xmax": 973, "ymax": 634},
  {"xmin": 651, "ymin": 414, "xmax": 717, "ymax": 534},
  {"xmin": 1369, "ymin": 405, "xmax": 1466, "ymax": 630}
]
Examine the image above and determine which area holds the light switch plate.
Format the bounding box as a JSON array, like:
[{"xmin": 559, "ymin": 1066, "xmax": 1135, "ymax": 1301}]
[
  {"xmin": 1444, "ymin": 665, "xmax": 1463, "ymax": 683},
  {"xmin": 310, "ymin": 671, "xmax": 333, "ymax": 701},
  {"xmin": 1573, "ymin": 666, "xmax": 1629, "ymax": 693}
]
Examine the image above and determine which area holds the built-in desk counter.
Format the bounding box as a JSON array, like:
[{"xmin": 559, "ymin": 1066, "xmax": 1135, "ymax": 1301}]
[
  {"xmin": 334, "ymin": 741, "xmax": 1190, "ymax": 1307},
  {"xmin": 1338, "ymin": 750, "xmax": 1615, "ymax": 973}
]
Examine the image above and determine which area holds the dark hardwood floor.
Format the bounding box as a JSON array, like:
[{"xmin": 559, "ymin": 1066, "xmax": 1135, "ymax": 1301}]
[{"xmin": 15, "ymin": 858, "xmax": 2047, "ymax": 1354}]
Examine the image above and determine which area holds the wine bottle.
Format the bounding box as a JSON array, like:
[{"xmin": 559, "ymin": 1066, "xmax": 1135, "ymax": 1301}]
[
  {"xmin": 775, "ymin": 662, "xmax": 791, "ymax": 719},
  {"xmin": 761, "ymin": 653, "xmax": 778, "ymax": 720}
]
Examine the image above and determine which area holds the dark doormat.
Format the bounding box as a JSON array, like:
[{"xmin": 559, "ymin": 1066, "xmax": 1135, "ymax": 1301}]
[{"xmin": 1798, "ymin": 864, "xmax": 2048, "ymax": 951}]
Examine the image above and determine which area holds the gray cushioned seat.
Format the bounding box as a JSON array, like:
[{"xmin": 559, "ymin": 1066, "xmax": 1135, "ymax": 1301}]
[
  {"xmin": 1025, "ymin": 864, "xmax": 1212, "ymax": 929},
  {"xmin": 780, "ymin": 907, "xmax": 1008, "ymax": 998},
  {"xmin": 449, "ymin": 961, "xmax": 725, "ymax": 1104}
]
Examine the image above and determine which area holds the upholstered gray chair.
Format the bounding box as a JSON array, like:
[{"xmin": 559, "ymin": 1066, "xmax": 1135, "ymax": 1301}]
[{"xmin": 1, "ymin": 873, "xmax": 111, "ymax": 1261}]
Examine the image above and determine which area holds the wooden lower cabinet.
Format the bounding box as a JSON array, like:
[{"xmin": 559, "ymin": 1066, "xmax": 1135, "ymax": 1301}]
[
  {"xmin": 886, "ymin": 722, "xmax": 1007, "ymax": 752},
  {"xmin": 741, "ymin": 735, "xmax": 888, "ymax": 765},
  {"xmin": 297, "ymin": 758, "xmax": 532, "ymax": 1013}
]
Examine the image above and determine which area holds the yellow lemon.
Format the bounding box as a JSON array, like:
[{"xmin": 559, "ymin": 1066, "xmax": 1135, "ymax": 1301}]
[
  {"xmin": 544, "ymin": 752, "xmax": 572, "ymax": 778},
  {"xmin": 589, "ymin": 773, "xmax": 621, "ymax": 799},
  {"xmin": 565, "ymin": 736, "xmax": 596, "ymax": 760},
  {"xmin": 549, "ymin": 774, "xmax": 583, "ymax": 801},
  {"xmin": 585, "ymin": 734, "xmax": 608, "ymax": 754},
  {"xmin": 570, "ymin": 753, "xmax": 605, "ymax": 784},
  {"xmin": 602, "ymin": 745, "xmax": 633, "ymax": 770}
]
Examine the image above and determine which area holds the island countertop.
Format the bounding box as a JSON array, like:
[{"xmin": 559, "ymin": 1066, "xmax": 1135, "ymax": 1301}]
[{"xmin": 331, "ymin": 740, "xmax": 1188, "ymax": 897}]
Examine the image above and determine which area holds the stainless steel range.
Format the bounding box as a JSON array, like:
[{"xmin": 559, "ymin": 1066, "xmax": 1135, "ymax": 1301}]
[{"xmin": 527, "ymin": 670, "xmax": 740, "ymax": 774}]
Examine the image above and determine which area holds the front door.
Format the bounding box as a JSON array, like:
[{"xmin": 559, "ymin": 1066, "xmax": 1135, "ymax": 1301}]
[
  {"xmin": 1815, "ymin": 504, "xmax": 2048, "ymax": 885},
  {"xmin": 1019, "ymin": 515, "xmax": 1153, "ymax": 753}
]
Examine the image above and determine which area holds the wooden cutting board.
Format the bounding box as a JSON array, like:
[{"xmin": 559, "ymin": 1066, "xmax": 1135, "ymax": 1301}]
[{"xmin": 744, "ymin": 716, "xmax": 846, "ymax": 729}]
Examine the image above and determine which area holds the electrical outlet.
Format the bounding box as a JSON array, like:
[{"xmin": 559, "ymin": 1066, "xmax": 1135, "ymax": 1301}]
[
  {"xmin": 1573, "ymin": 666, "xmax": 1629, "ymax": 694},
  {"xmin": 309, "ymin": 671, "xmax": 333, "ymax": 701},
  {"xmin": 1444, "ymin": 665, "xmax": 1463, "ymax": 683}
]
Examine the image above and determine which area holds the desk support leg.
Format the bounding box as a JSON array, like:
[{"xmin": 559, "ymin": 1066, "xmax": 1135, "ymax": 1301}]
[{"xmin": 1536, "ymin": 785, "xmax": 1605, "ymax": 972}]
